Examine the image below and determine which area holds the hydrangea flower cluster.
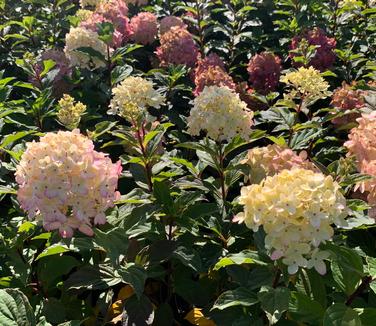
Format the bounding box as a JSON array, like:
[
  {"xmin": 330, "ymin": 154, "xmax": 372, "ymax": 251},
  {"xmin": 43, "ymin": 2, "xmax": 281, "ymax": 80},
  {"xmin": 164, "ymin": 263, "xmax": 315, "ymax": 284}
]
[
  {"xmin": 243, "ymin": 144, "xmax": 316, "ymax": 183},
  {"xmin": 247, "ymin": 52, "xmax": 282, "ymax": 95},
  {"xmin": 281, "ymin": 67, "xmax": 331, "ymax": 107},
  {"xmin": 159, "ymin": 16, "xmax": 187, "ymax": 35},
  {"xmin": 80, "ymin": 0, "xmax": 131, "ymax": 48},
  {"xmin": 79, "ymin": 0, "xmax": 101, "ymax": 8},
  {"xmin": 290, "ymin": 27, "xmax": 336, "ymax": 71},
  {"xmin": 108, "ymin": 76, "xmax": 165, "ymax": 122},
  {"xmin": 16, "ymin": 130, "xmax": 122, "ymax": 238},
  {"xmin": 31, "ymin": 50, "xmax": 72, "ymax": 97},
  {"xmin": 57, "ymin": 94, "xmax": 87, "ymax": 130},
  {"xmin": 194, "ymin": 53, "xmax": 225, "ymax": 78},
  {"xmin": 193, "ymin": 65, "xmax": 235, "ymax": 96},
  {"xmin": 187, "ymin": 86, "xmax": 254, "ymax": 142},
  {"xmin": 156, "ymin": 26, "xmax": 199, "ymax": 67},
  {"xmin": 130, "ymin": 12, "xmax": 158, "ymax": 45},
  {"xmin": 331, "ymin": 82, "xmax": 365, "ymax": 125},
  {"xmin": 76, "ymin": 9, "xmax": 94, "ymax": 22},
  {"xmin": 96, "ymin": 0, "xmax": 129, "ymax": 20},
  {"xmin": 64, "ymin": 27, "xmax": 108, "ymax": 69},
  {"xmin": 345, "ymin": 112, "xmax": 376, "ymax": 205},
  {"xmin": 236, "ymin": 168, "xmax": 348, "ymax": 274}
]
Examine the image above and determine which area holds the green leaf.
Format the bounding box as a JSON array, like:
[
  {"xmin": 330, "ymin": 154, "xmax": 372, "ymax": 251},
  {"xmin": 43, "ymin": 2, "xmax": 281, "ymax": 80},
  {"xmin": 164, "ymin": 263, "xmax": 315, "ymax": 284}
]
[
  {"xmin": 214, "ymin": 250, "xmax": 267, "ymax": 270},
  {"xmin": 94, "ymin": 227, "xmax": 129, "ymax": 266},
  {"xmin": 306, "ymin": 269, "xmax": 327, "ymax": 308},
  {"xmin": 288, "ymin": 291, "xmax": 325, "ymax": 324},
  {"xmin": 0, "ymin": 289, "xmax": 36, "ymax": 326},
  {"xmin": 356, "ymin": 308, "xmax": 376, "ymax": 326},
  {"xmin": 153, "ymin": 303, "xmax": 173, "ymax": 326},
  {"xmin": 64, "ymin": 264, "xmax": 122, "ymax": 290},
  {"xmin": 212, "ymin": 287, "xmax": 258, "ymax": 310},
  {"xmin": 323, "ymin": 304, "xmax": 361, "ymax": 326},
  {"xmin": 57, "ymin": 321, "xmax": 81, "ymax": 326},
  {"xmin": 75, "ymin": 47, "xmax": 106, "ymax": 63},
  {"xmin": 153, "ymin": 180, "xmax": 174, "ymax": 214},
  {"xmin": 258, "ymin": 286, "xmax": 290, "ymax": 324},
  {"xmin": 0, "ymin": 185, "xmax": 17, "ymax": 195},
  {"xmin": 38, "ymin": 256, "xmax": 80, "ymax": 289},
  {"xmin": 123, "ymin": 294, "xmax": 154, "ymax": 326},
  {"xmin": 36, "ymin": 244, "xmax": 70, "ymax": 260},
  {"xmin": 118, "ymin": 264, "xmax": 147, "ymax": 299},
  {"xmin": 0, "ymin": 130, "xmax": 35, "ymax": 148},
  {"xmin": 327, "ymin": 244, "xmax": 364, "ymax": 295},
  {"xmin": 172, "ymin": 246, "xmax": 202, "ymax": 272}
]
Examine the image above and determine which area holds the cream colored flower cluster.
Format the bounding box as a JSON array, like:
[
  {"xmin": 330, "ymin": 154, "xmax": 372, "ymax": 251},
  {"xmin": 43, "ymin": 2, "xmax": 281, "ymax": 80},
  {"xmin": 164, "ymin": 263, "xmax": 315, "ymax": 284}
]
[
  {"xmin": 187, "ymin": 86, "xmax": 254, "ymax": 142},
  {"xmin": 243, "ymin": 144, "xmax": 317, "ymax": 183},
  {"xmin": 16, "ymin": 130, "xmax": 122, "ymax": 238},
  {"xmin": 237, "ymin": 168, "xmax": 347, "ymax": 274},
  {"xmin": 281, "ymin": 67, "xmax": 331, "ymax": 107},
  {"xmin": 79, "ymin": 0, "xmax": 102, "ymax": 8},
  {"xmin": 57, "ymin": 94, "xmax": 87, "ymax": 130},
  {"xmin": 108, "ymin": 76, "xmax": 165, "ymax": 122},
  {"xmin": 345, "ymin": 112, "xmax": 376, "ymax": 205},
  {"xmin": 64, "ymin": 27, "xmax": 107, "ymax": 69}
]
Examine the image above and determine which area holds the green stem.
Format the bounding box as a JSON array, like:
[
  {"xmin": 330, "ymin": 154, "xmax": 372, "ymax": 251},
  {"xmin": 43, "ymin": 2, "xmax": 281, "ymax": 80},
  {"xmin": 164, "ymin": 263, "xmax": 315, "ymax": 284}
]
[
  {"xmin": 217, "ymin": 142, "xmax": 226, "ymax": 204},
  {"xmin": 300, "ymin": 269, "xmax": 311, "ymax": 297},
  {"xmin": 135, "ymin": 125, "xmax": 153, "ymax": 192},
  {"xmin": 345, "ymin": 276, "xmax": 373, "ymax": 306},
  {"xmin": 195, "ymin": 0, "xmax": 205, "ymax": 55}
]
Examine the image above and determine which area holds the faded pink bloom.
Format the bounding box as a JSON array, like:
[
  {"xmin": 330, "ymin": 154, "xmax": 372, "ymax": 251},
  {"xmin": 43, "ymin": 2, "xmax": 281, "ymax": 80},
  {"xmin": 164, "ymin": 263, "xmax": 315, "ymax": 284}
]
[
  {"xmin": 193, "ymin": 65, "xmax": 235, "ymax": 96},
  {"xmin": 30, "ymin": 50, "xmax": 72, "ymax": 97},
  {"xmin": 80, "ymin": 0, "xmax": 132, "ymax": 48},
  {"xmin": 156, "ymin": 26, "xmax": 199, "ymax": 67},
  {"xmin": 331, "ymin": 82, "xmax": 365, "ymax": 125},
  {"xmin": 243, "ymin": 143, "xmax": 317, "ymax": 183},
  {"xmin": 96, "ymin": 0, "xmax": 129, "ymax": 25},
  {"xmin": 290, "ymin": 27, "xmax": 336, "ymax": 71},
  {"xmin": 247, "ymin": 52, "xmax": 282, "ymax": 95},
  {"xmin": 159, "ymin": 16, "xmax": 187, "ymax": 35},
  {"xmin": 345, "ymin": 112, "xmax": 376, "ymax": 206},
  {"xmin": 130, "ymin": 12, "xmax": 158, "ymax": 45},
  {"xmin": 194, "ymin": 53, "xmax": 225, "ymax": 77},
  {"xmin": 16, "ymin": 130, "xmax": 122, "ymax": 238}
]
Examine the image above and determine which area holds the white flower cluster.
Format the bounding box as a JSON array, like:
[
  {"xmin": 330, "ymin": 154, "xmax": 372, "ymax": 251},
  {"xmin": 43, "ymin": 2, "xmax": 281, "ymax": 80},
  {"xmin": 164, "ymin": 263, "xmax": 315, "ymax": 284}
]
[
  {"xmin": 64, "ymin": 27, "xmax": 107, "ymax": 69},
  {"xmin": 236, "ymin": 168, "xmax": 348, "ymax": 274},
  {"xmin": 187, "ymin": 86, "xmax": 254, "ymax": 142},
  {"xmin": 108, "ymin": 76, "xmax": 165, "ymax": 122}
]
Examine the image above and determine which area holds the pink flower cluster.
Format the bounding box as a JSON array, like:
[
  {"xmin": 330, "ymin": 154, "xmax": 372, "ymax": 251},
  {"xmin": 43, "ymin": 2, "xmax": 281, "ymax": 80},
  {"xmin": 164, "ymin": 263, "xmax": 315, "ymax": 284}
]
[
  {"xmin": 31, "ymin": 49, "xmax": 72, "ymax": 97},
  {"xmin": 247, "ymin": 52, "xmax": 282, "ymax": 95},
  {"xmin": 80, "ymin": 0, "xmax": 131, "ymax": 48},
  {"xmin": 290, "ymin": 27, "xmax": 336, "ymax": 71},
  {"xmin": 243, "ymin": 144, "xmax": 317, "ymax": 183},
  {"xmin": 16, "ymin": 130, "xmax": 122, "ymax": 238},
  {"xmin": 193, "ymin": 54, "xmax": 234, "ymax": 96},
  {"xmin": 345, "ymin": 112, "xmax": 376, "ymax": 205},
  {"xmin": 159, "ymin": 16, "xmax": 187, "ymax": 35},
  {"xmin": 194, "ymin": 53, "xmax": 225, "ymax": 78},
  {"xmin": 130, "ymin": 12, "xmax": 158, "ymax": 45},
  {"xmin": 156, "ymin": 26, "xmax": 200, "ymax": 67},
  {"xmin": 331, "ymin": 82, "xmax": 365, "ymax": 125}
]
